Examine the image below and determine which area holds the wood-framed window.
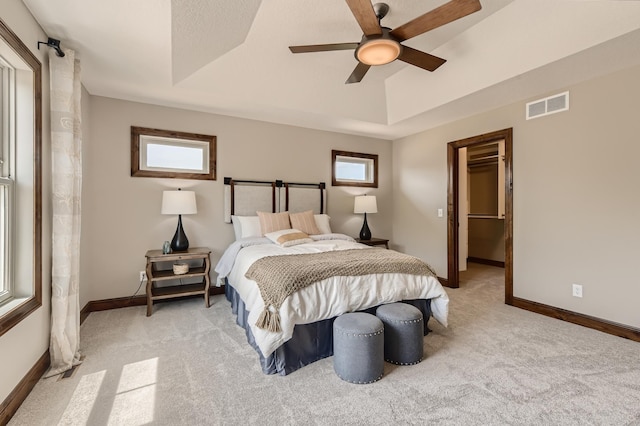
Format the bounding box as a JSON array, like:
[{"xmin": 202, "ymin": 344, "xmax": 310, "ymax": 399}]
[
  {"xmin": 0, "ymin": 17, "xmax": 43, "ymax": 337},
  {"xmin": 131, "ymin": 126, "xmax": 216, "ymax": 180},
  {"xmin": 331, "ymin": 150, "xmax": 378, "ymax": 188}
]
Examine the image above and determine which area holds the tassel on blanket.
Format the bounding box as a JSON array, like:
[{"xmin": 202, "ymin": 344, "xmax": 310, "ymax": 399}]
[{"xmin": 256, "ymin": 306, "xmax": 282, "ymax": 333}]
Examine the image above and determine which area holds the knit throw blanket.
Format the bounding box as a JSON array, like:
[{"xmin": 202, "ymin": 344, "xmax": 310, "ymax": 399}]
[{"xmin": 245, "ymin": 248, "xmax": 436, "ymax": 332}]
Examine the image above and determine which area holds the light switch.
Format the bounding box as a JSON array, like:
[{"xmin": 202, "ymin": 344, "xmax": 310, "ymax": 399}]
[{"xmin": 437, "ymin": 208, "xmax": 444, "ymax": 218}]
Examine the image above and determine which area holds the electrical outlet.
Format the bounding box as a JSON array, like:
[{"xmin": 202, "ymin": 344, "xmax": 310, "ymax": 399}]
[
  {"xmin": 139, "ymin": 271, "xmax": 147, "ymax": 282},
  {"xmin": 572, "ymin": 283, "xmax": 583, "ymax": 298}
]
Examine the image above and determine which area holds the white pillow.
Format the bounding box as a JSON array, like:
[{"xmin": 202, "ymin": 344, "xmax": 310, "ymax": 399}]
[
  {"xmin": 231, "ymin": 215, "xmax": 262, "ymax": 240},
  {"xmin": 231, "ymin": 216, "xmax": 242, "ymax": 240},
  {"xmin": 314, "ymin": 214, "xmax": 332, "ymax": 235},
  {"xmin": 265, "ymin": 228, "xmax": 313, "ymax": 247}
]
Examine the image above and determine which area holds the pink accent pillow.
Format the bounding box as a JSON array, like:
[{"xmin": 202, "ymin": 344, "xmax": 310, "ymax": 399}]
[
  {"xmin": 289, "ymin": 210, "xmax": 321, "ymax": 235},
  {"xmin": 257, "ymin": 211, "xmax": 291, "ymax": 235}
]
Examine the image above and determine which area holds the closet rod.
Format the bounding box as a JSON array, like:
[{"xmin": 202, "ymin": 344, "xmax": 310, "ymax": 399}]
[
  {"xmin": 468, "ymin": 160, "xmax": 498, "ymax": 168},
  {"xmin": 468, "ymin": 153, "xmax": 499, "ymax": 162}
]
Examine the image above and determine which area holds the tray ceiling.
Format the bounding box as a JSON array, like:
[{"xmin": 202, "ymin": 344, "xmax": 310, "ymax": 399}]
[{"xmin": 23, "ymin": 0, "xmax": 640, "ymax": 139}]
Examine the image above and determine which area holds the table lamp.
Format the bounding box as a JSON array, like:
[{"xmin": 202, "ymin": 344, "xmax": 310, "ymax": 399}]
[
  {"xmin": 161, "ymin": 189, "xmax": 197, "ymax": 252},
  {"xmin": 354, "ymin": 195, "xmax": 377, "ymax": 240}
]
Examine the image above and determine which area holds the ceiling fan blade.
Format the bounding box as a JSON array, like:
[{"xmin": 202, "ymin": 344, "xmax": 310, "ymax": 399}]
[
  {"xmin": 289, "ymin": 42, "xmax": 359, "ymax": 54},
  {"xmin": 398, "ymin": 46, "xmax": 446, "ymax": 72},
  {"xmin": 390, "ymin": 0, "xmax": 482, "ymax": 42},
  {"xmin": 345, "ymin": 0, "xmax": 382, "ymax": 36},
  {"xmin": 346, "ymin": 62, "xmax": 371, "ymax": 84}
]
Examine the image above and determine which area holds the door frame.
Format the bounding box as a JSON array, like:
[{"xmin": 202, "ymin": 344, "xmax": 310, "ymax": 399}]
[{"xmin": 446, "ymin": 128, "xmax": 514, "ymax": 305}]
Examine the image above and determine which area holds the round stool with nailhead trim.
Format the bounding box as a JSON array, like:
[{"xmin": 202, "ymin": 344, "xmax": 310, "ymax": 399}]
[
  {"xmin": 333, "ymin": 312, "xmax": 384, "ymax": 384},
  {"xmin": 376, "ymin": 303, "xmax": 424, "ymax": 365}
]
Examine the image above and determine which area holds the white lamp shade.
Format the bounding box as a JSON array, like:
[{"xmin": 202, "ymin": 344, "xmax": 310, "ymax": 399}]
[
  {"xmin": 354, "ymin": 195, "xmax": 377, "ymax": 214},
  {"xmin": 161, "ymin": 190, "xmax": 197, "ymax": 215}
]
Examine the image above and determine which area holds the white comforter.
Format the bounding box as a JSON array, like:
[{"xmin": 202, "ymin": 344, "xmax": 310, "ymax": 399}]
[{"xmin": 215, "ymin": 234, "xmax": 449, "ymax": 357}]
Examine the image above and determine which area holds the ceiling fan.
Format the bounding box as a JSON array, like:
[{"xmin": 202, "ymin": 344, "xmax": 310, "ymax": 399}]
[{"xmin": 289, "ymin": 0, "xmax": 482, "ymax": 84}]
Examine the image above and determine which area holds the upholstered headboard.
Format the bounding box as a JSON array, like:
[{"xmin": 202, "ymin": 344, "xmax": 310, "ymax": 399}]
[{"xmin": 223, "ymin": 177, "xmax": 326, "ymax": 223}]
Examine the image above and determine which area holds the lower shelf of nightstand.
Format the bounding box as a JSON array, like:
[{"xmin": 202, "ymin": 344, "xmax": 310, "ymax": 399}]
[{"xmin": 150, "ymin": 282, "xmax": 206, "ymax": 300}]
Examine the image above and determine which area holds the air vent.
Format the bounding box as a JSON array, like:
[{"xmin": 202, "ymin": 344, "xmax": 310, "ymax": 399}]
[{"xmin": 526, "ymin": 91, "xmax": 569, "ymax": 120}]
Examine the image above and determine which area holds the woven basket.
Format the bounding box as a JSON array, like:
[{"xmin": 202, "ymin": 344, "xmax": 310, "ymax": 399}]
[{"xmin": 173, "ymin": 263, "xmax": 189, "ymax": 275}]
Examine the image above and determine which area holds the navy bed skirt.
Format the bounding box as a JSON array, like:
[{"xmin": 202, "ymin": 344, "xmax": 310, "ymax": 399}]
[{"xmin": 225, "ymin": 280, "xmax": 433, "ymax": 376}]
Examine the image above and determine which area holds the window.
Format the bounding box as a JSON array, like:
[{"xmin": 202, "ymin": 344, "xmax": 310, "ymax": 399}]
[
  {"xmin": 131, "ymin": 127, "xmax": 216, "ymax": 180},
  {"xmin": 0, "ymin": 59, "xmax": 12, "ymax": 304},
  {"xmin": 331, "ymin": 150, "xmax": 378, "ymax": 188},
  {"xmin": 0, "ymin": 178, "xmax": 12, "ymax": 306},
  {"xmin": 0, "ymin": 18, "xmax": 42, "ymax": 336}
]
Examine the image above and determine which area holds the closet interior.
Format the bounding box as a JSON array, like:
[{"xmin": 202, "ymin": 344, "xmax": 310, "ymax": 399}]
[{"xmin": 461, "ymin": 140, "xmax": 506, "ymax": 267}]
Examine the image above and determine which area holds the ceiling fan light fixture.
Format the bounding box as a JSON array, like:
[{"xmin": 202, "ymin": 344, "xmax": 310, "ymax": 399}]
[
  {"xmin": 289, "ymin": 0, "xmax": 482, "ymax": 83},
  {"xmin": 356, "ymin": 38, "xmax": 401, "ymax": 66}
]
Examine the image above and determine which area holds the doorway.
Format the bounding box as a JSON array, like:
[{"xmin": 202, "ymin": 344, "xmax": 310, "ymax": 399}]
[
  {"xmin": 462, "ymin": 140, "xmax": 506, "ymax": 269},
  {"xmin": 446, "ymin": 128, "xmax": 513, "ymax": 305}
]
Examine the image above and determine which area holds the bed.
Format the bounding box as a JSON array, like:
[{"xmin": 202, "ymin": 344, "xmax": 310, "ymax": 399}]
[{"xmin": 215, "ymin": 178, "xmax": 449, "ymax": 375}]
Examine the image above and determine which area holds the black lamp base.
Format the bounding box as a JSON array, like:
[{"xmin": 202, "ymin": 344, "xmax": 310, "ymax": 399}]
[
  {"xmin": 359, "ymin": 213, "xmax": 372, "ymax": 240},
  {"xmin": 171, "ymin": 214, "xmax": 190, "ymax": 252}
]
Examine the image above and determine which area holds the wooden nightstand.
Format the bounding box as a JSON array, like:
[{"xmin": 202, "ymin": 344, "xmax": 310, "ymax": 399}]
[
  {"xmin": 145, "ymin": 247, "xmax": 211, "ymax": 316},
  {"xmin": 355, "ymin": 237, "xmax": 389, "ymax": 249}
]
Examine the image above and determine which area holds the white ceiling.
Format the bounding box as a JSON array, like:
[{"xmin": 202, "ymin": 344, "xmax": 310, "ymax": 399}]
[{"xmin": 23, "ymin": 0, "xmax": 640, "ymax": 140}]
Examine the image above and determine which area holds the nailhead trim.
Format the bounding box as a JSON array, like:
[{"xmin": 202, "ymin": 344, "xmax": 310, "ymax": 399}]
[
  {"xmin": 334, "ymin": 328, "xmax": 383, "ymax": 338},
  {"xmin": 385, "ymin": 357, "xmax": 423, "ymax": 366},
  {"xmin": 377, "ymin": 316, "xmax": 423, "ymax": 325},
  {"xmin": 336, "ymin": 372, "xmax": 383, "ymax": 384}
]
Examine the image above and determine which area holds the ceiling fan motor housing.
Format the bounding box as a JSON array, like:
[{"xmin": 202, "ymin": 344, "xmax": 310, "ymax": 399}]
[
  {"xmin": 355, "ymin": 27, "xmax": 403, "ymax": 66},
  {"xmin": 373, "ymin": 3, "xmax": 390, "ymax": 20}
]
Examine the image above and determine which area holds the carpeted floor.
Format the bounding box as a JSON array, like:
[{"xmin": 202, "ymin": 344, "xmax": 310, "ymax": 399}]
[{"xmin": 9, "ymin": 263, "xmax": 640, "ymax": 425}]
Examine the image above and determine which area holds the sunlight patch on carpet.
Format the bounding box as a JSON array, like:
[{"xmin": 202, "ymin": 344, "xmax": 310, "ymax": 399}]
[
  {"xmin": 59, "ymin": 370, "xmax": 106, "ymax": 424},
  {"xmin": 109, "ymin": 357, "xmax": 158, "ymax": 425}
]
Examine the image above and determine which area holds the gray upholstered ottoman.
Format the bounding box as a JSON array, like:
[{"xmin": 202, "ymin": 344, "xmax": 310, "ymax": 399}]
[
  {"xmin": 333, "ymin": 312, "xmax": 384, "ymax": 384},
  {"xmin": 376, "ymin": 303, "xmax": 424, "ymax": 365}
]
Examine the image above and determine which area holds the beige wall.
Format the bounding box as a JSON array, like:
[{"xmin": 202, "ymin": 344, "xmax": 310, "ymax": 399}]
[
  {"xmin": 82, "ymin": 96, "xmax": 392, "ymax": 302},
  {"xmin": 393, "ymin": 64, "xmax": 640, "ymax": 328},
  {"xmin": 0, "ymin": 0, "xmax": 52, "ymax": 404}
]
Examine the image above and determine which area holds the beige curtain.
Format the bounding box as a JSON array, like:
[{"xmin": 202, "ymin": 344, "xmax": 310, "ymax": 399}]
[{"xmin": 47, "ymin": 49, "xmax": 83, "ymax": 376}]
